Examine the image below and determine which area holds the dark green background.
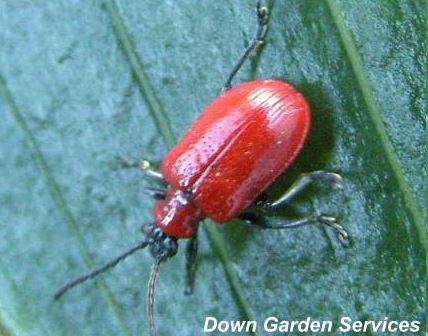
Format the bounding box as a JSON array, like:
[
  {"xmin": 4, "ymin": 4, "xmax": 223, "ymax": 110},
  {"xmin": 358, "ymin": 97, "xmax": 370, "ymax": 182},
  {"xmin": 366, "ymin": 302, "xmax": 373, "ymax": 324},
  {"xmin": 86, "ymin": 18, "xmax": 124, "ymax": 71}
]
[{"xmin": 0, "ymin": 1, "xmax": 425, "ymax": 335}]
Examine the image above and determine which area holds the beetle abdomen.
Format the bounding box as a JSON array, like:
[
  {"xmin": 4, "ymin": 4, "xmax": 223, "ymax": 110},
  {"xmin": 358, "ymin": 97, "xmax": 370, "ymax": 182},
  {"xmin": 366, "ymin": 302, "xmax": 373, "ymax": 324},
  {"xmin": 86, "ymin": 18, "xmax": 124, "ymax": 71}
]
[{"xmin": 162, "ymin": 80, "xmax": 310, "ymax": 222}]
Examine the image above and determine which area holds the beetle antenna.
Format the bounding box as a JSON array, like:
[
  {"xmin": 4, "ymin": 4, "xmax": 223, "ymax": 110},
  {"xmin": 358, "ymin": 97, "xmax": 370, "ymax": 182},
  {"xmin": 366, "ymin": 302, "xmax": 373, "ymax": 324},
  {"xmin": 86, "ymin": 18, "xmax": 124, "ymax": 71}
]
[
  {"xmin": 54, "ymin": 240, "xmax": 149, "ymax": 301},
  {"xmin": 147, "ymin": 255, "xmax": 166, "ymax": 336}
]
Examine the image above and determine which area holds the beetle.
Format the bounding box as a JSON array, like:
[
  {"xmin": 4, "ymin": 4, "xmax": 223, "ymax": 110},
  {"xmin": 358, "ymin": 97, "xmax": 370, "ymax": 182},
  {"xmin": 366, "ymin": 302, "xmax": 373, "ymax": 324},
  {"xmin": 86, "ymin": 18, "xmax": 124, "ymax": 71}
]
[{"xmin": 54, "ymin": 3, "xmax": 349, "ymax": 336}]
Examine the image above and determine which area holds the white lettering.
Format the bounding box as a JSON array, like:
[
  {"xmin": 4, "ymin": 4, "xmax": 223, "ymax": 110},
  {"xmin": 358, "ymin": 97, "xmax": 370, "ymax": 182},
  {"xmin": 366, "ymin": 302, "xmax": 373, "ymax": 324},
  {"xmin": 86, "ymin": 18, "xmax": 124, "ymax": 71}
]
[
  {"xmin": 320, "ymin": 320, "xmax": 333, "ymax": 332},
  {"xmin": 218, "ymin": 321, "xmax": 228, "ymax": 332},
  {"xmin": 278, "ymin": 320, "xmax": 290, "ymax": 332},
  {"xmin": 339, "ymin": 316, "xmax": 352, "ymax": 332},
  {"xmin": 263, "ymin": 317, "xmax": 332, "ymax": 333},
  {"xmin": 229, "ymin": 320, "xmax": 257, "ymax": 332},
  {"xmin": 398, "ymin": 320, "xmax": 409, "ymax": 332},
  {"xmin": 203, "ymin": 317, "xmax": 217, "ymax": 332},
  {"xmin": 388, "ymin": 321, "xmax": 398, "ymax": 332},
  {"xmin": 311, "ymin": 320, "xmax": 320, "ymax": 332},
  {"xmin": 410, "ymin": 321, "xmax": 420, "ymax": 332},
  {"xmin": 207, "ymin": 316, "xmax": 421, "ymax": 334},
  {"xmin": 298, "ymin": 317, "xmax": 310, "ymax": 332},
  {"xmin": 264, "ymin": 317, "xmax": 278, "ymax": 332},
  {"xmin": 339, "ymin": 317, "xmax": 421, "ymax": 333},
  {"xmin": 204, "ymin": 318, "xmax": 257, "ymax": 333},
  {"xmin": 370, "ymin": 319, "xmax": 384, "ymax": 332},
  {"xmin": 353, "ymin": 320, "xmax": 363, "ymax": 332}
]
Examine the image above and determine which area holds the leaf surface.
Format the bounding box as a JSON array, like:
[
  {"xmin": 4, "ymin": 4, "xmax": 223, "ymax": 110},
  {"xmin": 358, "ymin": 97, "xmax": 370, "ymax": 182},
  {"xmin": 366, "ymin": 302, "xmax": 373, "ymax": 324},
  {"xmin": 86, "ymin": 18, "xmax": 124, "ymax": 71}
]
[{"xmin": 0, "ymin": 1, "xmax": 425, "ymax": 335}]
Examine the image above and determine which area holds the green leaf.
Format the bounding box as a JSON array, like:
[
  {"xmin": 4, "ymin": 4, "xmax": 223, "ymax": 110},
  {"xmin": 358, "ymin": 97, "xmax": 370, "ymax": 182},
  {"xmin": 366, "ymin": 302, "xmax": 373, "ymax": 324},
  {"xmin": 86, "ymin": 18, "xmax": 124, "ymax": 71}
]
[{"xmin": 0, "ymin": 0, "xmax": 425, "ymax": 335}]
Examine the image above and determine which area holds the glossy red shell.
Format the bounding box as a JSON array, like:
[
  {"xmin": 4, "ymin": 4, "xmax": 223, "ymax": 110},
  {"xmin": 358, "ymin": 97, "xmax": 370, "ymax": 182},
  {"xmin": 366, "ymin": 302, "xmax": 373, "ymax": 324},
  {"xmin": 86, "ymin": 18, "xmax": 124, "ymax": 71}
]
[
  {"xmin": 154, "ymin": 188, "xmax": 203, "ymax": 238},
  {"xmin": 155, "ymin": 79, "xmax": 310, "ymax": 238}
]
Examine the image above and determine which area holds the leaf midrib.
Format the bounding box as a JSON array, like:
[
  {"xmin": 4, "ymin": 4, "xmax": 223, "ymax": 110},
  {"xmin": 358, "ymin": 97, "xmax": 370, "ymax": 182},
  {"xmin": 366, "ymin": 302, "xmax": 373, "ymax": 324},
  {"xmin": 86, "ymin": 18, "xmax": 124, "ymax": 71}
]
[{"xmin": 102, "ymin": 0, "xmax": 258, "ymax": 332}]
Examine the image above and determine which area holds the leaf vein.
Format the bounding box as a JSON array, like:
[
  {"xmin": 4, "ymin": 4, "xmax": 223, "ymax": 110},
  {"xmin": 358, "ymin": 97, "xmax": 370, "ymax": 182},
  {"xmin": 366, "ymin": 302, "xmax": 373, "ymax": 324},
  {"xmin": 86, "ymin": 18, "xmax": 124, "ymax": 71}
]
[
  {"xmin": 326, "ymin": 0, "xmax": 426, "ymax": 250},
  {"xmin": 0, "ymin": 74, "xmax": 132, "ymax": 336},
  {"xmin": 102, "ymin": 0, "xmax": 258, "ymax": 329}
]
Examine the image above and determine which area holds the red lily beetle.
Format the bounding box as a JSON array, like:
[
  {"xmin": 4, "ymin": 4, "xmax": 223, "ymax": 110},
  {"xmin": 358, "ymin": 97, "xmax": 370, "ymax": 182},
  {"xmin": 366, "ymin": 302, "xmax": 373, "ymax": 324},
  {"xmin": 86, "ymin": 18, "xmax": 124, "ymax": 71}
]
[{"xmin": 55, "ymin": 3, "xmax": 348, "ymax": 336}]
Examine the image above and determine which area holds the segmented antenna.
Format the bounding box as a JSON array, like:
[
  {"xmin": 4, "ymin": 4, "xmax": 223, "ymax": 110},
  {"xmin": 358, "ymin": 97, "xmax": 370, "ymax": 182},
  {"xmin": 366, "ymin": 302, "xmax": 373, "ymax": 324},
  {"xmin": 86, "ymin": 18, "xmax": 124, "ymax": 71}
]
[
  {"xmin": 147, "ymin": 256, "xmax": 166, "ymax": 336},
  {"xmin": 54, "ymin": 240, "xmax": 149, "ymax": 300}
]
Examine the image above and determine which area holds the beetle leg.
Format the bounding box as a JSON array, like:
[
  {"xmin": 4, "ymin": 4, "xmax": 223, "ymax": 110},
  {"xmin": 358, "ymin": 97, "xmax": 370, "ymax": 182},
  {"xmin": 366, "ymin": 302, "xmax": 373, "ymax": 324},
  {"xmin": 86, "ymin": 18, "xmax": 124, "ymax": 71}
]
[
  {"xmin": 114, "ymin": 156, "xmax": 165, "ymax": 183},
  {"xmin": 143, "ymin": 187, "xmax": 167, "ymax": 200},
  {"xmin": 254, "ymin": 192, "xmax": 269, "ymax": 206},
  {"xmin": 184, "ymin": 232, "xmax": 199, "ymax": 295},
  {"xmin": 222, "ymin": 1, "xmax": 269, "ymax": 91},
  {"xmin": 265, "ymin": 171, "xmax": 343, "ymax": 208},
  {"xmin": 239, "ymin": 212, "xmax": 350, "ymax": 247}
]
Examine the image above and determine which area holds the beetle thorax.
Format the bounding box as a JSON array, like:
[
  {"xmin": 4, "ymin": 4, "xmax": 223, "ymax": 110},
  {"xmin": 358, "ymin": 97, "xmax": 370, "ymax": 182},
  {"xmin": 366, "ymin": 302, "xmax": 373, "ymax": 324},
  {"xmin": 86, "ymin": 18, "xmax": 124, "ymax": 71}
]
[{"xmin": 153, "ymin": 187, "xmax": 203, "ymax": 238}]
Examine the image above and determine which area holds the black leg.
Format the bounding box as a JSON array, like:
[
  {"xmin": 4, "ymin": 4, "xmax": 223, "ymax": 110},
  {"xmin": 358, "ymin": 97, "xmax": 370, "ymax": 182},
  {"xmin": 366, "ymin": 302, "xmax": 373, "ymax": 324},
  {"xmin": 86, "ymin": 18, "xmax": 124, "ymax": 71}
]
[
  {"xmin": 222, "ymin": 1, "xmax": 269, "ymax": 91},
  {"xmin": 254, "ymin": 192, "xmax": 269, "ymax": 206},
  {"xmin": 239, "ymin": 212, "xmax": 349, "ymax": 247},
  {"xmin": 142, "ymin": 187, "xmax": 167, "ymax": 200},
  {"xmin": 184, "ymin": 233, "xmax": 199, "ymax": 295}
]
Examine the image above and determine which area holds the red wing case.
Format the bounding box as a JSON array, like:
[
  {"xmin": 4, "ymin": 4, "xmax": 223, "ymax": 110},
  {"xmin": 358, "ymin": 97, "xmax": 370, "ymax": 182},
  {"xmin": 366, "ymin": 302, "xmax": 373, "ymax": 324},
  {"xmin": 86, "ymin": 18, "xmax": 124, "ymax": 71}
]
[{"xmin": 161, "ymin": 80, "xmax": 310, "ymax": 222}]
